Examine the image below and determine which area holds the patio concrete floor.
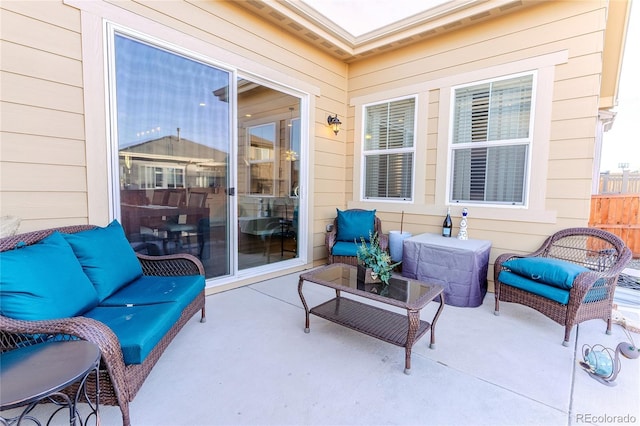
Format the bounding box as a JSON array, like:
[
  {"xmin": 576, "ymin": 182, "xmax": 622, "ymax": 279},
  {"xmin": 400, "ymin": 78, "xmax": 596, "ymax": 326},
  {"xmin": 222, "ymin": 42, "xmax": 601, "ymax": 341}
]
[{"xmin": 15, "ymin": 269, "xmax": 640, "ymax": 425}]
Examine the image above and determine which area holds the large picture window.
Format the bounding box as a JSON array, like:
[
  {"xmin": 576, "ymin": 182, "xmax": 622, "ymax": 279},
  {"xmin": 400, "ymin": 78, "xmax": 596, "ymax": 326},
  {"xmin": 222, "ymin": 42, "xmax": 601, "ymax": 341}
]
[
  {"xmin": 362, "ymin": 97, "xmax": 416, "ymax": 200},
  {"xmin": 450, "ymin": 73, "xmax": 534, "ymax": 205}
]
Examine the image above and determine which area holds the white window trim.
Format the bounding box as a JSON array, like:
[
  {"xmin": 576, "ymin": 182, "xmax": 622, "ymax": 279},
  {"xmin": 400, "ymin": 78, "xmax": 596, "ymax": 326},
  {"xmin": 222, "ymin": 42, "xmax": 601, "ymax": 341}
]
[
  {"xmin": 360, "ymin": 95, "xmax": 418, "ymax": 202},
  {"xmin": 447, "ymin": 70, "xmax": 537, "ymax": 207},
  {"xmin": 351, "ymin": 93, "xmax": 429, "ymax": 210},
  {"xmin": 436, "ymin": 54, "xmax": 565, "ymax": 223}
]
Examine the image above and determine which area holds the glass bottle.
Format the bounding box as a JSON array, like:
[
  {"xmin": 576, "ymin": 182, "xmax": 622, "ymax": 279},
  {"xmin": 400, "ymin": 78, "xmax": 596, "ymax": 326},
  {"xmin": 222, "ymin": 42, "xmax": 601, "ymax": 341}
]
[{"xmin": 442, "ymin": 207, "xmax": 452, "ymax": 237}]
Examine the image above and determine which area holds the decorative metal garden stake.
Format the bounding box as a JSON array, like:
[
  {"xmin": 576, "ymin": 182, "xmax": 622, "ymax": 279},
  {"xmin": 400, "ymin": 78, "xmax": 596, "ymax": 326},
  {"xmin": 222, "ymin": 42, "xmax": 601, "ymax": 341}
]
[{"xmin": 579, "ymin": 325, "xmax": 640, "ymax": 386}]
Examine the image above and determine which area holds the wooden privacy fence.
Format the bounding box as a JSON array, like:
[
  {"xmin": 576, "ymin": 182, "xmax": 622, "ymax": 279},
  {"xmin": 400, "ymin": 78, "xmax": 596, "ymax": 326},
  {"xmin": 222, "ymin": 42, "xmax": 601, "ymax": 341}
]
[{"xmin": 589, "ymin": 194, "xmax": 640, "ymax": 258}]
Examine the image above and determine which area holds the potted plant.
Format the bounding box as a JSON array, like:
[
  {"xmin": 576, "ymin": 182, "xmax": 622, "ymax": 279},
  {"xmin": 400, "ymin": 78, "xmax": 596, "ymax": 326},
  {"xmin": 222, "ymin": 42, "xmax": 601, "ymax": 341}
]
[{"xmin": 356, "ymin": 231, "xmax": 401, "ymax": 286}]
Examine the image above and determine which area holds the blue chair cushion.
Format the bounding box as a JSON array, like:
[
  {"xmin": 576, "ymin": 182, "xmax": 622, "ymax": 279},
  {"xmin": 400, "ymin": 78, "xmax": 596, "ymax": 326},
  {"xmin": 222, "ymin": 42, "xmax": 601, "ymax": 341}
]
[
  {"xmin": 0, "ymin": 232, "xmax": 99, "ymax": 320},
  {"xmin": 63, "ymin": 220, "xmax": 143, "ymax": 301},
  {"xmin": 100, "ymin": 275, "xmax": 204, "ymax": 311},
  {"xmin": 499, "ymin": 271, "xmax": 608, "ymax": 305},
  {"xmin": 584, "ymin": 278, "xmax": 608, "ymax": 303},
  {"xmin": 498, "ymin": 271, "xmax": 570, "ymax": 305},
  {"xmin": 84, "ymin": 303, "xmax": 182, "ymax": 365},
  {"xmin": 331, "ymin": 240, "xmax": 367, "ymax": 257},
  {"xmin": 502, "ymin": 257, "xmax": 589, "ymax": 290},
  {"xmin": 336, "ymin": 209, "xmax": 376, "ymax": 242}
]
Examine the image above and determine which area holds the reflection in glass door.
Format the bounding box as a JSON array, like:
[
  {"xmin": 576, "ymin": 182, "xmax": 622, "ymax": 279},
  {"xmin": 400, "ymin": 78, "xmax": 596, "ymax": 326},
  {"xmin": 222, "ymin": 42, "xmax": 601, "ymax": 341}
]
[
  {"xmin": 111, "ymin": 32, "xmax": 232, "ymax": 279},
  {"xmin": 237, "ymin": 80, "xmax": 301, "ymax": 270}
]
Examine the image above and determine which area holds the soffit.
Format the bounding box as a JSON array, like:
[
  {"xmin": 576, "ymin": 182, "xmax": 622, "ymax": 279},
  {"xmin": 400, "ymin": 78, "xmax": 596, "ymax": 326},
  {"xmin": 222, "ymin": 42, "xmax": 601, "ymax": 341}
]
[{"xmin": 234, "ymin": 0, "xmax": 537, "ymax": 63}]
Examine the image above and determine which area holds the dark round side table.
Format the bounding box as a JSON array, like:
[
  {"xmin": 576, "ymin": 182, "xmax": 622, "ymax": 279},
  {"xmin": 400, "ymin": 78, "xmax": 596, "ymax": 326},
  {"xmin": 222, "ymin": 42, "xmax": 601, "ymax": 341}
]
[{"xmin": 0, "ymin": 340, "xmax": 101, "ymax": 426}]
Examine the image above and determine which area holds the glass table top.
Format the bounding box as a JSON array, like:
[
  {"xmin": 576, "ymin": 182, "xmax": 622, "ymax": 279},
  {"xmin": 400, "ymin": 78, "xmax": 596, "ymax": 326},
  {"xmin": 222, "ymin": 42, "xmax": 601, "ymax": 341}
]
[{"xmin": 301, "ymin": 263, "xmax": 443, "ymax": 308}]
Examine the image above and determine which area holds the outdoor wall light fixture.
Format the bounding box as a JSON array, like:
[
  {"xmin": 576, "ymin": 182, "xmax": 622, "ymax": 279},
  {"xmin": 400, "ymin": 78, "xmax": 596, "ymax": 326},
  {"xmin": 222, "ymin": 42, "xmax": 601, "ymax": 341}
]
[{"xmin": 327, "ymin": 114, "xmax": 342, "ymax": 135}]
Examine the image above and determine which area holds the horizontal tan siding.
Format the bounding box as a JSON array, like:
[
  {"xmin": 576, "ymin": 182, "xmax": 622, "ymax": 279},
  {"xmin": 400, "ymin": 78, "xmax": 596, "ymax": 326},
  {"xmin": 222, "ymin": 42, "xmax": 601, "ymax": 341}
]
[
  {"xmin": 0, "ymin": 2, "xmax": 84, "ymax": 231},
  {"xmin": 0, "ymin": 8, "xmax": 82, "ymax": 59},
  {"xmin": 1, "ymin": 72, "xmax": 84, "ymax": 114},
  {"xmin": 0, "ymin": 133, "xmax": 86, "ymax": 166}
]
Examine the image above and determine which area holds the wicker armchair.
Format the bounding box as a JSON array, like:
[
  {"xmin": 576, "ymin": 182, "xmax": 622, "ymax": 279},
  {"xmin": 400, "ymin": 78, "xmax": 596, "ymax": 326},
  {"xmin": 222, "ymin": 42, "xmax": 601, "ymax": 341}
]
[
  {"xmin": 494, "ymin": 227, "xmax": 632, "ymax": 346},
  {"xmin": 0, "ymin": 225, "xmax": 206, "ymax": 426},
  {"xmin": 325, "ymin": 209, "xmax": 388, "ymax": 265}
]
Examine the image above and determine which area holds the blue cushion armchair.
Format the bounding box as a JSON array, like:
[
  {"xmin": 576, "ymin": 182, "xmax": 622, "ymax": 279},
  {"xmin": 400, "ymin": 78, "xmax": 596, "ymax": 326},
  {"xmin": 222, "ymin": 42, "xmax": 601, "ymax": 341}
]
[
  {"xmin": 494, "ymin": 227, "xmax": 631, "ymax": 346},
  {"xmin": 325, "ymin": 209, "xmax": 388, "ymax": 265}
]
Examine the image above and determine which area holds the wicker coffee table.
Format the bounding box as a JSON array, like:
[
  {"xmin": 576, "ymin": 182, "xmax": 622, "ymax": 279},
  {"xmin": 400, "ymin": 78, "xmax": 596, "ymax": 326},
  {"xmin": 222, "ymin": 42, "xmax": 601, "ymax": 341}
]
[{"xmin": 298, "ymin": 264, "xmax": 445, "ymax": 374}]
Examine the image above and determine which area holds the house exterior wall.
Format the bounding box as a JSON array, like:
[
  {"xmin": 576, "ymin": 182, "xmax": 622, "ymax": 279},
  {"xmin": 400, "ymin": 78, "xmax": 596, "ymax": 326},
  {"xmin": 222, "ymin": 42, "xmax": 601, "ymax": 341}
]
[
  {"xmin": 0, "ymin": 0, "xmax": 625, "ymax": 291},
  {"xmin": 0, "ymin": 1, "xmax": 348, "ymax": 277},
  {"xmin": 345, "ymin": 1, "xmax": 610, "ymax": 287}
]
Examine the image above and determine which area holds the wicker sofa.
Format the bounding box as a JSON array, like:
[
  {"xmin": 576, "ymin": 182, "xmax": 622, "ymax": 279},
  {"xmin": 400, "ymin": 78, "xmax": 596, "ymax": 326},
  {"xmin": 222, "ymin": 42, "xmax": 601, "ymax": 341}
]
[{"xmin": 0, "ymin": 222, "xmax": 206, "ymax": 426}]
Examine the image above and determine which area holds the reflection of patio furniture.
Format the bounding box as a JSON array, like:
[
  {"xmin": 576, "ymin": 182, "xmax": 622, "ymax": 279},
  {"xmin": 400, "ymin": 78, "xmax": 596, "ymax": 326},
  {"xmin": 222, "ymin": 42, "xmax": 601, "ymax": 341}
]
[
  {"xmin": 265, "ymin": 204, "xmax": 298, "ymax": 262},
  {"xmin": 238, "ymin": 216, "xmax": 281, "ymax": 255},
  {"xmin": 121, "ymin": 204, "xmax": 209, "ymax": 255},
  {"xmin": 166, "ymin": 190, "xmax": 184, "ymax": 207},
  {"xmin": 494, "ymin": 227, "xmax": 632, "ymax": 346},
  {"xmin": 238, "ymin": 216, "xmax": 281, "ymax": 236},
  {"xmin": 298, "ymin": 263, "xmax": 445, "ymax": 374},
  {"xmin": 151, "ymin": 189, "xmax": 167, "ymax": 205},
  {"xmin": 161, "ymin": 192, "xmax": 209, "ymax": 256}
]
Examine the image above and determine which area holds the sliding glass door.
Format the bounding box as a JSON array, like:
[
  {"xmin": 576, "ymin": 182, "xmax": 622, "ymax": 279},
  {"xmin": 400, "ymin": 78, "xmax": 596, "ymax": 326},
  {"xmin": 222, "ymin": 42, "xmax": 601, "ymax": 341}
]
[
  {"xmin": 236, "ymin": 80, "xmax": 300, "ymax": 270},
  {"xmin": 112, "ymin": 33, "xmax": 232, "ymax": 278},
  {"xmin": 109, "ymin": 30, "xmax": 303, "ymax": 280}
]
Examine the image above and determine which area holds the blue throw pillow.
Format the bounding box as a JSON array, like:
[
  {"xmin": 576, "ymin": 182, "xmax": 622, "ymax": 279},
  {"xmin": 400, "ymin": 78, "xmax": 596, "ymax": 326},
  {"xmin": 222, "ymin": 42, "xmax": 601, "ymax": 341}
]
[
  {"xmin": 0, "ymin": 232, "xmax": 99, "ymax": 320},
  {"xmin": 63, "ymin": 220, "xmax": 143, "ymax": 301},
  {"xmin": 336, "ymin": 209, "xmax": 376, "ymax": 242},
  {"xmin": 502, "ymin": 257, "xmax": 589, "ymax": 290}
]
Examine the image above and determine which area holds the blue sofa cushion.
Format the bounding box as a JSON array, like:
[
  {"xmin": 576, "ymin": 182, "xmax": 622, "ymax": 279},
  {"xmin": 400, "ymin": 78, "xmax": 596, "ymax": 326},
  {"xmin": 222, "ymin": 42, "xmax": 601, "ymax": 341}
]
[
  {"xmin": 336, "ymin": 209, "xmax": 376, "ymax": 242},
  {"xmin": 502, "ymin": 257, "xmax": 589, "ymax": 290},
  {"xmin": 101, "ymin": 275, "xmax": 204, "ymax": 311},
  {"xmin": 84, "ymin": 303, "xmax": 182, "ymax": 365},
  {"xmin": 0, "ymin": 232, "xmax": 99, "ymax": 320},
  {"xmin": 498, "ymin": 271, "xmax": 570, "ymax": 305},
  {"xmin": 63, "ymin": 220, "xmax": 143, "ymax": 301}
]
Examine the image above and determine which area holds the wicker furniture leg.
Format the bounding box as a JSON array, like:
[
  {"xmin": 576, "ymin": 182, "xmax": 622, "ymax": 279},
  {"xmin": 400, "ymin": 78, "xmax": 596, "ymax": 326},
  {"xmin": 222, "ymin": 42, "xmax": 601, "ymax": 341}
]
[
  {"xmin": 430, "ymin": 293, "xmax": 445, "ymax": 349},
  {"xmin": 298, "ymin": 277, "xmax": 311, "ymax": 333},
  {"xmin": 404, "ymin": 310, "xmax": 421, "ymax": 374}
]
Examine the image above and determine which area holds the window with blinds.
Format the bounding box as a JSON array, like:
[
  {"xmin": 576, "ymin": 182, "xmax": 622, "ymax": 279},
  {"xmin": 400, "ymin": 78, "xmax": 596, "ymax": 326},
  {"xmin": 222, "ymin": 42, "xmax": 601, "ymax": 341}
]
[
  {"xmin": 363, "ymin": 97, "xmax": 416, "ymax": 200},
  {"xmin": 450, "ymin": 73, "xmax": 533, "ymax": 205}
]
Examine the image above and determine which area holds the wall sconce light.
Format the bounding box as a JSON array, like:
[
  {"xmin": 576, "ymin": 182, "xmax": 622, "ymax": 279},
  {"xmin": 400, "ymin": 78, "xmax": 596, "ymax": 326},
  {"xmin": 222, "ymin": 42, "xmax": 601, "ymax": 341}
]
[{"xmin": 327, "ymin": 114, "xmax": 342, "ymax": 135}]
